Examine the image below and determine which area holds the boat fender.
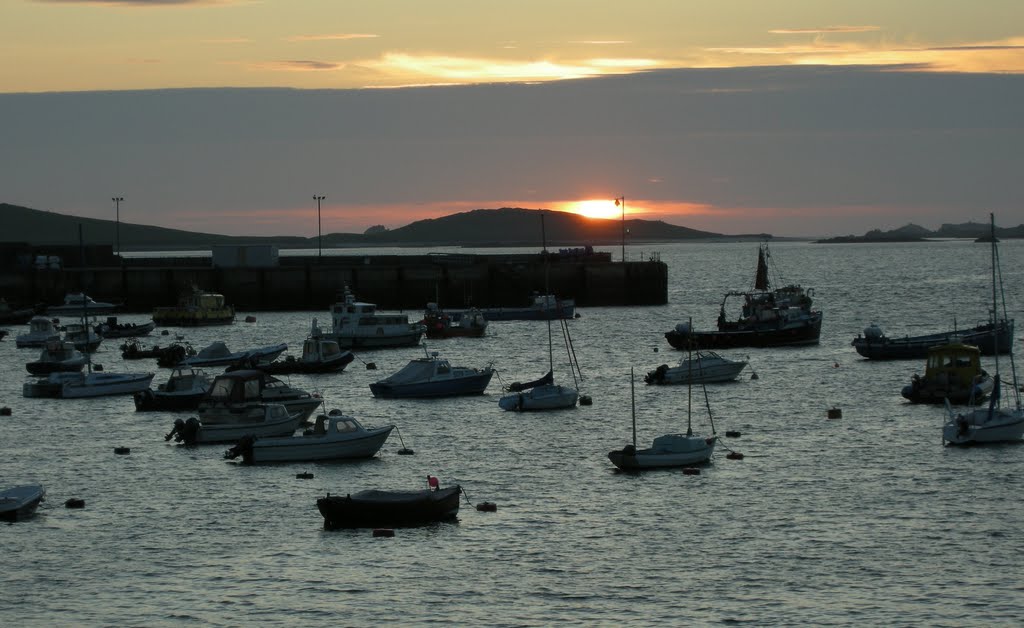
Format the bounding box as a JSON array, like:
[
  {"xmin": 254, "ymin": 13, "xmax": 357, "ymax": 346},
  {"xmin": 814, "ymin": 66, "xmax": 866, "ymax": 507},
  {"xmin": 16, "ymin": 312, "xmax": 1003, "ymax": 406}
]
[
  {"xmin": 296, "ymin": 472, "xmax": 314, "ymax": 479},
  {"xmin": 682, "ymin": 467, "xmax": 701, "ymax": 475},
  {"xmin": 726, "ymin": 452, "xmax": 745, "ymax": 460},
  {"xmin": 114, "ymin": 446, "xmax": 131, "ymax": 455},
  {"xmin": 373, "ymin": 528, "xmax": 395, "ymax": 537},
  {"xmin": 476, "ymin": 502, "xmax": 498, "ymax": 512},
  {"xmin": 65, "ymin": 498, "xmax": 85, "ymax": 509},
  {"xmin": 0, "ymin": 407, "xmax": 10, "ymax": 416}
]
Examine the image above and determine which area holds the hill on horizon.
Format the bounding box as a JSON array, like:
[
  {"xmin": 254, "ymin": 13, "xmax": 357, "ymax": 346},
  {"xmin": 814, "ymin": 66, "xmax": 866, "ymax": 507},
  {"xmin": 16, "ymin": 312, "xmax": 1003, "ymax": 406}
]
[
  {"xmin": 817, "ymin": 220, "xmax": 1024, "ymax": 242},
  {"xmin": 0, "ymin": 203, "xmax": 768, "ymax": 249}
]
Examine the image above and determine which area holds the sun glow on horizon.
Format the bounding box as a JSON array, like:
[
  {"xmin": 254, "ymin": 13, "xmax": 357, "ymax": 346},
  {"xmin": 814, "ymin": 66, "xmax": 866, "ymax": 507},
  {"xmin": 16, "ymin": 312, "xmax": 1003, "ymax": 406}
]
[{"xmin": 559, "ymin": 199, "xmax": 627, "ymax": 220}]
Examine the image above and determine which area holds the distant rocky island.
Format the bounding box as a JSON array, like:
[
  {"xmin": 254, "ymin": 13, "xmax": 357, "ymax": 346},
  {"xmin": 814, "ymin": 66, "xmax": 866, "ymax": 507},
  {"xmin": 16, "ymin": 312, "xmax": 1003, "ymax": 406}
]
[
  {"xmin": 0, "ymin": 203, "xmax": 769, "ymax": 249},
  {"xmin": 817, "ymin": 221, "xmax": 1024, "ymax": 243}
]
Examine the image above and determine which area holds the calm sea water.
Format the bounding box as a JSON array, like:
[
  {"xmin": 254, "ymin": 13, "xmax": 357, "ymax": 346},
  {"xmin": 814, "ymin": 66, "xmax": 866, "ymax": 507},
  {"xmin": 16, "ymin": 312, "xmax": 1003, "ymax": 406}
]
[{"xmin": 3, "ymin": 240, "xmax": 1023, "ymax": 626}]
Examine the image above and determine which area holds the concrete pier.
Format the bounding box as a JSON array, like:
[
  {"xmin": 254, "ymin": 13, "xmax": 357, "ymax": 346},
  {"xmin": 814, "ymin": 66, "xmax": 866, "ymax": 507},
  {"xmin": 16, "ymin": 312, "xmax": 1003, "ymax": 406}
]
[{"xmin": 1, "ymin": 251, "xmax": 668, "ymax": 313}]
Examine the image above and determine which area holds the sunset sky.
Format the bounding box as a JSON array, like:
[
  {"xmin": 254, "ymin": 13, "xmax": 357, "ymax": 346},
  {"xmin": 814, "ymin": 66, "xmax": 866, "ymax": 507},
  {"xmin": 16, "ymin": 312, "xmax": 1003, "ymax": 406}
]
[{"xmin": 2, "ymin": 0, "xmax": 1024, "ymax": 237}]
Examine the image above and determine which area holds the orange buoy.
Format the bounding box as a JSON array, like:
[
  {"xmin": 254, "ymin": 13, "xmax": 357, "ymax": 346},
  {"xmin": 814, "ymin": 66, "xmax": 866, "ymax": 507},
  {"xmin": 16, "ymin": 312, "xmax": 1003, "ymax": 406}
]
[{"xmin": 373, "ymin": 528, "xmax": 395, "ymax": 537}]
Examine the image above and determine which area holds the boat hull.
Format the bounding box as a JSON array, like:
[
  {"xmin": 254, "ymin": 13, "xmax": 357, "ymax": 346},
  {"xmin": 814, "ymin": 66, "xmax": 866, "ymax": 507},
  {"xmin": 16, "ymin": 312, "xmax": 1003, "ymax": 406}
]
[
  {"xmin": 134, "ymin": 389, "xmax": 207, "ymax": 411},
  {"xmin": 97, "ymin": 321, "xmax": 156, "ymax": 339},
  {"xmin": 239, "ymin": 425, "xmax": 394, "ymax": 463},
  {"xmin": 645, "ymin": 359, "xmax": 746, "ymax": 385},
  {"xmin": 608, "ymin": 437, "xmax": 717, "ymax": 470},
  {"xmin": 498, "ymin": 384, "xmax": 578, "ymax": 411},
  {"xmin": 853, "ymin": 320, "xmax": 1014, "ymax": 359},
  {"xmin": 329, "ymin": 331, "xmax": 424, "ymax": 349},
  {"xmin": 943, "ymin": 408, "xmax": 1024, "ymax": 445},
  {"xmin": 0, "ymin": 485, "xmax": 45, "ymax": 522},
  {"xmin": 370, "ymin": 372, "xmax": 493, "ymax": 398},
  {"xmin": 666, "ymin": 315, "xmax": 822, "ymax": 350},
  {"xmin": 23, "ymin": 372, "xmax": 155, "ymax": 398},
  {"xmin": 26, "ymin": 359, "xmax": 87, "ymax": 375},
  {"xmin": 258, "ymin": 351, "xmax": 355, "ymax": 375},
  {"xmin": 316, "ymin": 485, "xmax": 461, "ymax": 528}
]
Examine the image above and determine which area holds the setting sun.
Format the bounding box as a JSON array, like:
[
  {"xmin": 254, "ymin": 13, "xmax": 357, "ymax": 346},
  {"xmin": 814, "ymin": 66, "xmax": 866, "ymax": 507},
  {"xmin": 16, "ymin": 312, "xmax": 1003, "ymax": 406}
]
[{"xmin": 563, "ymin": 199, "xmax": 625, "ymax": 220}]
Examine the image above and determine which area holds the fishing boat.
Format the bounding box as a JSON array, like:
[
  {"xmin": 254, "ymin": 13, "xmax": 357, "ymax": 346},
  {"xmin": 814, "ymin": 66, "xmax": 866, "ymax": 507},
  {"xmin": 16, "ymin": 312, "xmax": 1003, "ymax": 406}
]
[
  {"xmin": 901, "ymin": 340, "xmax": 994, "ymax": 405},
  {"xmin": 94, "ymin": 316, "xmax": 156, "ymax": 339},
  {"xmin": 15, "ymin": 316, "xmax": 60, "ymax": 348},
  {"xmin": 26, "ymin": 339, "xmax": 88, "ymax": 375},
  {"xmin": 370, "ymin": 349, "xmax": 494, "ymax": 398},
  {"xmin": 257, "ymin": 319, "xmax": 355, "ymax": 374},
  {"xmin": 316, "ymin": 480, "xmax": 461, "ymax": 528},
  {"xmin": 120, "ymin": 340, "xmax": 197, "ymax": 366},
  {"xmin": 134, "ymin": 367, "xmax": 211, "ymax": 411},
  {"xmin": 0, "ymin": 485, "xmax": 45, "ymax": 522},
  {"xmin": 152, "ymin": 286, "xmax": 235, "ymax": 327},
  {"xmin": 852, "ymin": 320, "xmax": 1014, "ymax": 360},
  {"xmin": 46, "ymin": 292, "xmax": 118, "ymax": 317},
  {"xmin": 179, "ymin": 340, "xmax": 288, "ymax": 369},
  {"xmin": 197, "ymin": 369, "xmax": 322, "ymax": 425},
  {"xmin": 165, "ymin": 403, "xmax": 303, "ymax": 445},
  {"xmin": 665, "ymin": 243, "xmax": 822, "ymax": 349},
  {"xmin": 224, "ymin": 409, "xmax": 394, "ymax": 464},
  {"xmin": 608, "ymin": 367, "xmax": 718, "ymax": 470},
  {"xmin": 645, "ymin": 350, "xmax": 747, "ymax": 385},
  {"xmin": 943, "ymin": 214, "xmax": 1024, "ymax": 445},
  {"xmin": 326, "ymin": 286, "xmax": 425, "ymax": 349},
  {"xmin": 421, "ymin": 303, "xmax": 488, "ymax": 339}
]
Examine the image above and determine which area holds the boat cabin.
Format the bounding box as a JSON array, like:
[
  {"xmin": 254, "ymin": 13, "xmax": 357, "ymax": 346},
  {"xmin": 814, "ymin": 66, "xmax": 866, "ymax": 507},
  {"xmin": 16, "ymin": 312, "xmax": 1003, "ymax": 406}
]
[
  {"xmin": 923, "ymin": 341, "xmax": 983, "ymax": 386},
  {"xmin": 159, "ymin": 367, "xmax": 209, "ymax": 393},
  {"xmin": 204, "ymin": 369, "xmax": 296, "ymax": 403},
  {"xmin": 313, "ymin": 412, "xmax": 363, "ymax": 436}
]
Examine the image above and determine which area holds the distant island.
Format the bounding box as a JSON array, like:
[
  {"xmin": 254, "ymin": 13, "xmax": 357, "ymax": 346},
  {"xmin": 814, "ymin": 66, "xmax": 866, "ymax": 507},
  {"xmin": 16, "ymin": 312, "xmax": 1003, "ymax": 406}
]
[
  {"xmin": 0, "ymin": 203, "xmax": 770, "ymax": 249},
  {"xmin": 817, "ymin": 222, "xmax": 1024, "ymax": 243}
]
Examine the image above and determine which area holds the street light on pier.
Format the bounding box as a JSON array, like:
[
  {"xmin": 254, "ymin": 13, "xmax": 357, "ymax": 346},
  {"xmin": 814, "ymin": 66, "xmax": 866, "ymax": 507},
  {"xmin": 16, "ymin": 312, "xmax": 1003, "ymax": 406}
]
[
  {"xmin": 614, "ymin": 196, "xmax": 625, "ymax": 262},
  {"xmin": 112, "ymin": 196, "xmax": 124, "ymax": 257},
  {"xmin": 313, "ymin": 195, "xmax": 326, "ymax": 259}
]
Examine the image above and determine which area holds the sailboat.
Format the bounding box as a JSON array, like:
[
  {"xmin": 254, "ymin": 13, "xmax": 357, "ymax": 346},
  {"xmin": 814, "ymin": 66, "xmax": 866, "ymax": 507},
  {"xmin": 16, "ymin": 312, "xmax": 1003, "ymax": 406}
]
[
  {"xmin": 942, "ymin": 214, "xmax": 1024, "ymax": 445},
  {"xmin": 22, "ymin": 225, "xmax": 155, "ymax": 399},
  {"xmin": 609, "ymin": 338, "xmax": 718, "ymax": 469},
  {"xmin": 498, "ymin": 213, "xmax": 583, "ymax": 411}
]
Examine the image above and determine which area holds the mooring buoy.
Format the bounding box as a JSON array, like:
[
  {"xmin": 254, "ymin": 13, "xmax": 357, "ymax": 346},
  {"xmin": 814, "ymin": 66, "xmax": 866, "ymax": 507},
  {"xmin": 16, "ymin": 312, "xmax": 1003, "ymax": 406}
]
[
  {"xmin": 65, "ymin": 498, "xmax": 86, "ymax": 509},
  {"xmin": 682, "ymin": 467, "xmax": 701, "ymax": 475},
  {"xmin": 114, "ymin": 446, "xmax": 130, "ymax": 455},
  {"xmin": 296, "ymin": 472, "xmax": 314, "ymax": 479},
  {"xmin": 476, "ymin": 502, "xmax": 498, "ymax": 512},
  {"xmin": 726, "ymin": 452, "xmax": 745, "ymax": 460},
  {"xmin": 373, "ymin": 528, "xmax": 395, "ymax": 538}
]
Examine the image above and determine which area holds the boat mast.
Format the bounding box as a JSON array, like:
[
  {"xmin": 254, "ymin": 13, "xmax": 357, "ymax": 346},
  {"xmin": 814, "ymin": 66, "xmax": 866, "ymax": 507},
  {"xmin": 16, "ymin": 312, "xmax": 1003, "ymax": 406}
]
[
  {"xmin": 542, "ymin": 213, "xmax": 554, "ymax": 377},
  {"xmin": 79, "ymin": 223, "xmax": 92, "ymax": 375},
  {"xmin": 630, "ymin": 367, "xmax": 637, "ymax": 447},
  {"xmin": 686, "ymin": 318, "xmax": 693, "ymax": 436}
]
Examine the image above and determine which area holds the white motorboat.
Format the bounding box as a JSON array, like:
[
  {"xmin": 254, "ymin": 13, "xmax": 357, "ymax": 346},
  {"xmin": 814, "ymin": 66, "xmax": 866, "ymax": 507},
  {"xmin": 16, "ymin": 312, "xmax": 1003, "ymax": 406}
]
[
  {"xmin": 15, "ymin": 316, "xmax": 60, "ymax": 348},
  {"xmin": 370, "ymin": 349, "xmax": 494, "ymax": 398},
  {"xmin": 943, "ymin": 214, "xmax": 1024, "ymax": 446},
  {"xmin": 608, "ymin": 366, "xmax": 718, "ymax": 470},
  {"xmin": 166, "ymin": 403, "xmax": 304, "ymax": 445},
  {"xmin": 326, "ymin": 285, "xmax": 425, "ymax": 349},
  {"xmin": 23, "ymin": 370, "xmax": 156, "ymax": 398},
  {"xmin": 26, "ymin": 339, "xmax": 88, "ymax": 375},
  {"xmin": 0, "ymin": 485, "xmax": 45, "ymax": 522},
  {"xmin": 63, "ymin": 322, "xmax": 103, "ymax": 352},
  {"xmin": 645, "ymin": 351, "xmax": 747, "ymax": 385},
  {"xmin": 224, "ymin": 409, "xmax": 395, "ymax": 463},
  {"xmin": 179, "ymin": 340, "xmax": 288, "ymax": 368},
  {"xmin": 134, "ymin": 367, "xmax": 212, "ymax": 411},
  {"xmin": 46, "ymin": 292, "xmax": 117, "ymax": 317},
  {"xmin": 197, "ymin": 369, "xmax": 322, "ymax": 425}
]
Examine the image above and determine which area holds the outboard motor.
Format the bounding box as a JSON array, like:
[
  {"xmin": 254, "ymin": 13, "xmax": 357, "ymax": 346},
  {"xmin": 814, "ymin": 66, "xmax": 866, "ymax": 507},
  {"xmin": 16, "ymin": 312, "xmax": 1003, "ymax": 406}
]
[{"xmin": 864, "ymin": 323, "xmax": 884, "ymax": 341}]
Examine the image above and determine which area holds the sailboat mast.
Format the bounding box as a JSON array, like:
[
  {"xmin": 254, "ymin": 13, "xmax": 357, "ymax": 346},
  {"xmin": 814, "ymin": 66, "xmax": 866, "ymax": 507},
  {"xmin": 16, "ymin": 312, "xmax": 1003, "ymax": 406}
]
[
  {"xmin": 989, "ymin": 214, "xmax": 1000, "ymax": 386},
  {"xmin": 542, "ymin": 213, "xmax": 554, "ymax": 375},
  {"xmin": 686, "ymin": 318, "xmax": 693, "ymax": 436},
  {"xmin": 630, "ymin": 367, "xmax": 637, "ymax": 447},
  {"xmin": 79, "ymin": 223, "xmax": 92, "ymax": 375}
]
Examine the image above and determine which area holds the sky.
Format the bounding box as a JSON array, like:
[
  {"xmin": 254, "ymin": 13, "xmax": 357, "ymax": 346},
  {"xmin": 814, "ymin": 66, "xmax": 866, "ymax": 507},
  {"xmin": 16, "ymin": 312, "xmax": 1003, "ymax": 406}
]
[{"xmin": 2, "ymin": 0, "xmax": 1024, "ymax": 238}]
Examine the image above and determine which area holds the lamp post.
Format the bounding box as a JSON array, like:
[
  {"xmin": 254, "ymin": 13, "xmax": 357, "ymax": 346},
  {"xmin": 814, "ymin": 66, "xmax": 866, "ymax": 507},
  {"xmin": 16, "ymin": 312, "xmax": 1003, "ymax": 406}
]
[
  {"xmin": 313, "ymin": 195, "xmax": 326, "ymax": 259},
  {"xmin": 112, "ymin": 196, "xmax": 124, "ymax": 257},
  {"xmin": 615, "ymin": 196, "xmax": 625, "ymax": 262}
]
